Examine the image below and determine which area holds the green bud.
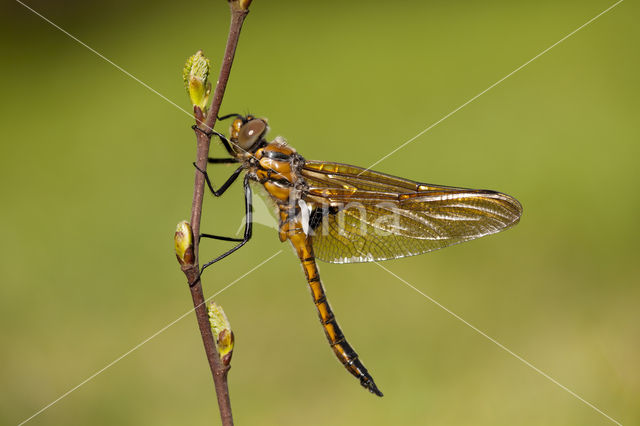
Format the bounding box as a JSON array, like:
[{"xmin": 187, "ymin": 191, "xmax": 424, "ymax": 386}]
[
  {"xmin": 183, "ymin": 50, "xmax": 212, "ymax": 112},
  {"xmin": 230, "ymin": 0, "xmax": 252, "ymax": 11},
  {"xmin": 208, "ymin": 302, "xmax": 234, "ymax": 365},
  {"xmin": 174, "ymin": 220, "xmax": 195, "ymax": 267}
]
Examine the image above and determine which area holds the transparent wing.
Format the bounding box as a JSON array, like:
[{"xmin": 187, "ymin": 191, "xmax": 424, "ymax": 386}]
[{"xmin": 301, "ymin": 161, "xmax": 522, "ymax": 264}]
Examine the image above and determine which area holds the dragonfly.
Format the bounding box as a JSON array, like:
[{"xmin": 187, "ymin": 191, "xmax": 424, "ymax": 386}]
[{"xmin": 195, "ymin": 114, "xmax": 522, "ymax": 397}]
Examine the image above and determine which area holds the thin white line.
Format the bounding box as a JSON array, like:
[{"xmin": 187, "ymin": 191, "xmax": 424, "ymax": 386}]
[
  {"xmin": 14, "ymin": 0, "xmax": 254, "ymax": 155},
  {"xmin": 373, "ymin": 260, "xmax": 623, "ymax": 426},
  {"xmin": 14, "ymin": 0, "xmax": 194, "ymax": 121},
  {"xmin": 360, "ymin": 0, "xmax": 624, "ymax": 174},
  {"xmin": 17, "ymin": 250, "xmax": 282, "ymax": 426}
]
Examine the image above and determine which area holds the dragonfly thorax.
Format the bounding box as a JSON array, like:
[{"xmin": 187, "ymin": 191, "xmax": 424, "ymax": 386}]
[{"xmin": 253, "ymin": 141, "xmax": 306, "ymax": 203}]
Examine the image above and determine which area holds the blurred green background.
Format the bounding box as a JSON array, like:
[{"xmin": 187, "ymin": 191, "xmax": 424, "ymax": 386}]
[{"xmin": 1, "ymin": 0, "xmax": 638, "ymax": 425}]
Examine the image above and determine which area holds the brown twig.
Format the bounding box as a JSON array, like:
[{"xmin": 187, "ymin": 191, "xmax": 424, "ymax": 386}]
[{"xmin": 180, "ymin": 2, "xmax": 251, "ymax": 426}]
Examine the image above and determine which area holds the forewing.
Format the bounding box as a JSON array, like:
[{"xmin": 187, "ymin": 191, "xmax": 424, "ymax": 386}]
[
  {"xmin": 303, "ymin": 161, "xmax": 464, "ymax": 192},
  {"xmin": 301, "ymin": 161, "xmax": 522, "ymax": 263}
]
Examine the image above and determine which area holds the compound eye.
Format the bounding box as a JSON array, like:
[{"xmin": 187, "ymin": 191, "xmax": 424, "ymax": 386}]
[{"xmin": 236, "ymin": 119, "xmax": 267, "ymax": 151}]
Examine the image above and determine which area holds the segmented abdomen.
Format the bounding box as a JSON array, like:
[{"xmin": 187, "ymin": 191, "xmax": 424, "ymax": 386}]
[{"xmin": 287, "ymin": 229, "xmax": 383, "ymax": 396}]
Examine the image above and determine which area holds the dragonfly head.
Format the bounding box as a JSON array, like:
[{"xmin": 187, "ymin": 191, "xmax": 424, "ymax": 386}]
[{"xmin": 229, "ymin": 115, "xmax": 269, "ymax": 154}]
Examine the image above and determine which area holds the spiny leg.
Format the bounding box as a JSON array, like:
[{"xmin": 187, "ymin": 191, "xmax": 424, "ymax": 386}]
[
  {"xmin": 192, "ymin": 124, "xmax": 235, "ymax": 156},
  {"xmin": 217, "ymin": 113, "xmax": 243, "ymax": 121},
  {"xmin": 208, "ymin": 158, "xmax": 238, "ymax": 164},
  {"xmin": 193, "ymin": 162, "xmax": 243, "ymax": 197},
  {"xmin": 199, "ymin": 234, "xmax": 243, "ymax": 243},
  {"xmin": 200, "ymin": 174, "xmax": 253, "ymax": 273}
]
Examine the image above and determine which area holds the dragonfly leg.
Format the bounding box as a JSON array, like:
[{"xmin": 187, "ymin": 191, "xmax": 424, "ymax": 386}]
[
  {"xmin": 192, "ymin": 124, "xmax": 235, "ymax": 155},
  {"xmin": 193, "ymin": 163, "xmax": 243, "ymax": 197},
  {"xmin": 208, "ymin": 157, "xmax": 238, "ymax": 164},
  {"xmin": 200, "ymin": 174, "xmax": 253, "ymax": 273},
  {"xmin": 217, "ymin": 113, "xmax": 243, "ymax": 121},
  {"xmin": 200, "ymin": 234, "xmax": 243, "ymax": 243},
  {"xmin": 192, "ymin": 124, "xmax": 232, "ymax": 140},
  {"xmin": 191, "ymin": 124, "xmax": 214, "ymax": 138}
]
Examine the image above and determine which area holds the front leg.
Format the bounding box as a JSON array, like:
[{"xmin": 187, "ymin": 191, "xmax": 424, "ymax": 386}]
[
  {"xmin": 192, "ymin": 124, "xmax": 235, "ymax": 155},
  {"xmin": 194, "ymin": 163, "xmax": 243, "ymax": 197}
]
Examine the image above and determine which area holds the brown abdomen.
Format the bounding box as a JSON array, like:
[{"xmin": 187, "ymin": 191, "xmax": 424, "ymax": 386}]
[{"xmin": 286, "ymin": 229, "xmax": 383, "ymax": 396}]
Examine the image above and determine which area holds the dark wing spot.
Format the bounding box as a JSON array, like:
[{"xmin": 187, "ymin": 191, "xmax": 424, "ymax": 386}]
[{"xmin": 309, "ymin": 204, "xmax": 341, "ymax": 232}]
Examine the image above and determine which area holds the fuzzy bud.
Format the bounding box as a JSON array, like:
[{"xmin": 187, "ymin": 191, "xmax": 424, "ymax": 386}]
[
  {"xmin": 183, "ymin": 50, "xmax": 212, "ymax": 112},
  {"xmin": 208, "ymin": 302, "xmax": 234, "ymax": 365},
  {"xmin": 174, "ymin": 221, "xmax": 195, "ymax": 267}
]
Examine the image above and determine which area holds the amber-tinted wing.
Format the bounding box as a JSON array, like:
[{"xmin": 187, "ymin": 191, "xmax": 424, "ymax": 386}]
[{"xmin": 301, "ymin": 161, "xmax": 522, "ymax": 264}]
